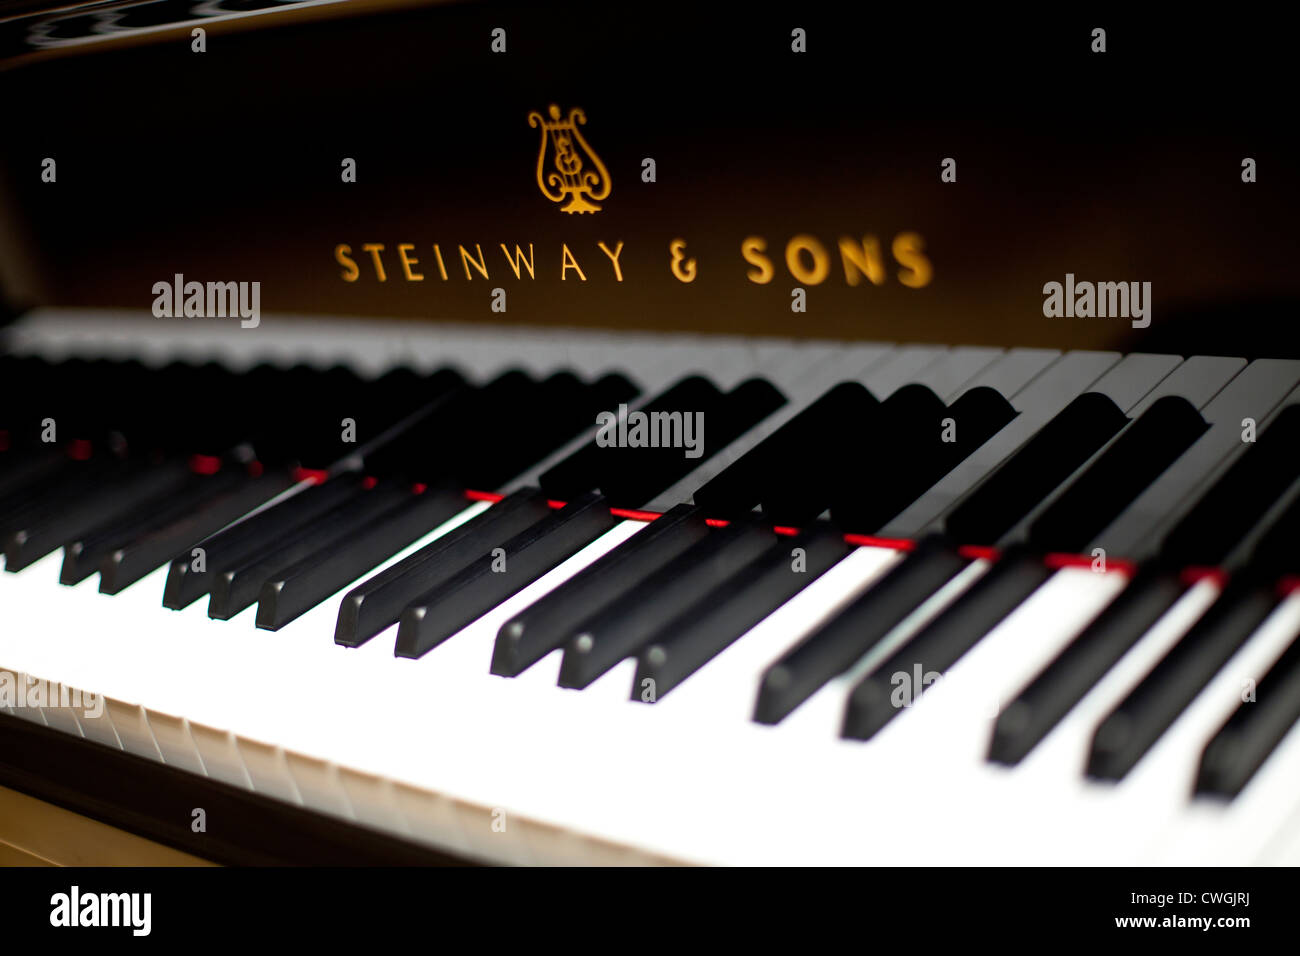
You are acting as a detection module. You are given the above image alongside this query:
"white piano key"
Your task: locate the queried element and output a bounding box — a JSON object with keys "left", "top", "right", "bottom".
{"left": 104, "top": 697, "right": 164, "bottom": 762}
{"left": 650, "top": 544, "right": 906, "bottom": 725}
{"left": 239, "top": 736, "right": 304, "bottom": 805}
{"left": 148, "top": 710, "right": 208, "bottom": 775}
{"left": 776, "top": 557, "right": 994, "bottom": 741}
{"left": 188, "top": 721, "right": 254, "bottom": 790}
{"left": 903, "top": 567, "right": 1130, "bottom": 764}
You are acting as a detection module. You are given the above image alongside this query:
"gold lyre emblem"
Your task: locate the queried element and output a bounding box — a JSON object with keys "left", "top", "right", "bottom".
{"left": 528, "top": 104, "right": 612, "bottom": 214}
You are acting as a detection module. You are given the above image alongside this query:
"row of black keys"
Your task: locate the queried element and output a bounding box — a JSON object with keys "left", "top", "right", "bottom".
{"left": 0, "top": 352, "right": 1026, "bottom": 622}
{"left": 0, "top": 353, "right": 1031, "bottom": 528}
{"left": 4, "top": 356, "right": 1300, "bottom": 800}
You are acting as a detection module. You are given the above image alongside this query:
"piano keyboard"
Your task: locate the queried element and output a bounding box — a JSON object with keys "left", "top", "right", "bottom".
{"left": 5, "top": 308, "right": 1300, "bottom": 866}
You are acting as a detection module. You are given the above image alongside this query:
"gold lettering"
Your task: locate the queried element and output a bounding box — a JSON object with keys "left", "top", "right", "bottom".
{"left": 361, "top": 243, "right": 387, "bottom": 282}
{"left": 398, "top": 244, "right": 424, "bottom": 281}
{"left": 893, "top": 232, "right": 933, "bottom": 289}
{"left": 499, "top": 243, "right": 536, "bottom": 280}
{"left": 670, "top": 239, "right": 696, "bottom": 283}
{"left": 335, "top": 244, "right": 360, "bottom": 282}
{"left": 741, "top": 236, "right": 773, "bottom": 284}
{"left": 561, "top": 243, "right": 587, "bottom": 281}
{"left": 838, "top": 235, "right": 885, "bottom": 287}
{"left": 432, "top": 244, "right": 448, "bottom": 280}
{"left": 459, "top": 244, "right": 489, "bottom": 281}
{"left": 785, "top": 235, "right": 830, "bottom": 285}
{"left": 597, "top": 241, "right": 625, "bottom": 282}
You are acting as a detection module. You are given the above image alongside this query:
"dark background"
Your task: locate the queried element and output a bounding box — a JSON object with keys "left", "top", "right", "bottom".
{"left": 1, "top": 0, "right": 1296, "bottom": 356}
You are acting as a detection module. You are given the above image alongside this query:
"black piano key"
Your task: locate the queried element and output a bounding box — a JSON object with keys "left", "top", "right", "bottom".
{"left": 459, "top": 372, "right": 636, "bottom": 492}
{"left": 599, "top": 378, "right": 785, "bottom": 508}
{"left": 394, "top": 492, "right": 618, "bottom": 659}
{"left": 490, "top": 504, "right": 710, "bottom": 677}
{"left": 61, "top": 468, "right": 247, "bottom": 586}
{"left": 692, "top": 382, "right": 878, "bottom": 520}
{"left": 1029, "top": 395, "right": 1208, "bottom": 553}
{"left": 1086, "top": 574, "right": 1280, "bottom": 781}
{"left": 1160, "top": 404, "right": 1300, "bottom": 566}
{"left": 1092, "top": 360, "right": 1300, "bottom": 563}
{"left": 162, "top": 474, "right": 367, "bottom": 610}
{"left": 634, "top": 525, "right": 853, "bottom": 701}
{"left": 363, "top": 370, "right": 533, "bottom": 484}
{"left": 876, "top": 351, "right": 1120, "bottom": 541}
{"left": 255, "top": 485, "right": 469, "bottom": 630}
{"left": 4, "top": 459, "right": 194, "bottom": 572}
{"left": 947, "top": 393, "right": 1126, "bottom": 547}
{"left": 841, "top": 547, "right": 1053, "bottom": 741}
{"left": 453, "top": 372, "right": 577, "bottom": 490}
{"left": 1196, "top": 630, "right": 1300, "bottom": 798}
{"left": 539, "top": 376, "right": 726, "bottom": 502}
{"left": 208, "top": 480, "right": 413, "bottom": 619}
{"left": 754, "top": 535, "right": 969, "bottom": 724}
{"left": 987, "top": 564, "right": 1188, "bottom": 766}
{"left": 556, "top": 517, "right": 780, "bottom": 689}
{"left": 833, "top": 385, "right": 1018, "bottom": 532}
{"left": 333, "top": 488, "right": 554, "bottom": 647}
{"left": 98, "top": 471, "right": 295, "bottom": 594}
{"left": 767, "top": 383, "right": 943, "bottom": 528}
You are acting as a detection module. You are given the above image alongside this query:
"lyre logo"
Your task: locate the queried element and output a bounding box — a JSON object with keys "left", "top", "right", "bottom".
{"left": 528, "top": 104, "right": 611, "bottom": 214}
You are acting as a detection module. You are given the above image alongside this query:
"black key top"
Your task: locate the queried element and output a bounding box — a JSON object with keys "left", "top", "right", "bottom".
{"left": 841, "top": 547, "right": 1052, "bottom": 741}
{"left": 1094, "top": 359, "right": 1300, "bottom": 562}
{"left": 1196, "top": 628, "right": 1300, "bottom": 798}
{"left": 256, "top": 485, "right": 469, "bottom": 630}
{"left": 692, "top": 383, "right": 877, "bottom": 520}
{"left": 945, "top": 392, "right": 1129, "bottom": 546}
{"left": 394, "top": 492, "right": 618, "bottom": 659}
{"left": 539, "top": 376, "right": 726, "bottom": 503}
{"left": 459, "top": 373, "right": 637, "bottom": 491}
{"left": 209, "top": 480, "right": 414, "bottom": 619}
{"left": 98, "top": 471, "right": 295, "bottom": 594}
{"left": 4, "top": 459, "right": 194, "bottom": 572}
{"left": 1160, "top": 404, "right": 1300, "bottom": 566}
{"left": 452, "top": 372, "right": 569, "bottom": 490}
{"left": 163, "top": 474, "right": 368, "bottom": 610}
{"left": 1029, "top": 395, "right": 1208, "bottom": 553}
{"left": 1086, "top": 573, "right": 1279, "bottom": 781}
{"left": 557, "top": 516, "right": 780, "bottom": 688}
{"left": 361, "top": 370, "right": 533, "bottom": 484}
{"left": 490, "top": 504, "right": 710, "bottom": 677}
{"left": 333, "top": 488, "right": 554, "bottom": 647}
{"left": 599, "top": 379, "right": 785, "bottom": 508}
{"left": 754, "top": 535, "right": 968, "bottom": 724}
{"left": 766, "top": 383, "right": 942, "bottom": 528}
{"left": 834, "top": 386, "right": 1017, "bottom": 532}
{"left": 635, "top": 525, "right": 852, "bottom": 701}
{"left": 987, "top": 563, "right": 1188, "bottom": 765}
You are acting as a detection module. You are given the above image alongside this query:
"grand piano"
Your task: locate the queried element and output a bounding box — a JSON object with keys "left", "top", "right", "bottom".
{"left": 2, "top": 0, "right": 1299, "bottom": 866}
